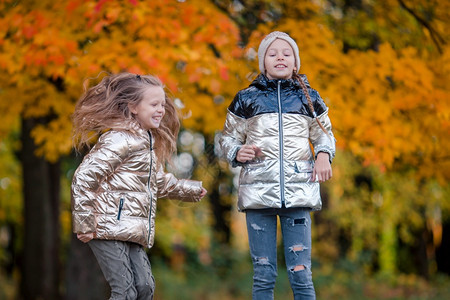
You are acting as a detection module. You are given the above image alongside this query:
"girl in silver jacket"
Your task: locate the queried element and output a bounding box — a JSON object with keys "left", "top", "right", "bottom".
{"left": 71, "top": 72, "right": 206, "bottom": 299}
{"left": 220, "top": 32, "right": 335, "bottom": 299}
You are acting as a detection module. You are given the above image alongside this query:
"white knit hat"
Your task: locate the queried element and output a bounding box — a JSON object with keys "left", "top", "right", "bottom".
{"left": 257, "top": 31, "right": 301, "bottom": 74}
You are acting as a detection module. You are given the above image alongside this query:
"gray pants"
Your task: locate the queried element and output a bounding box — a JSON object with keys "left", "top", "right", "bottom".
{"left": 89, "top": 239, "right": 155, "bottom": 300}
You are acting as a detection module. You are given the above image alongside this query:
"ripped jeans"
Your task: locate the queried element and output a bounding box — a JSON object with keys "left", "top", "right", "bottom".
{"left": 245, "top": 207, "right": 315, "bottom": 300}
{"left": 89, "top": 240, "right": 155, "bottom": 300}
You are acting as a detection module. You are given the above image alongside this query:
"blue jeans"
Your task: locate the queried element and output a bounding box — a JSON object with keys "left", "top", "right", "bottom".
{"left": 246, "top": 207, "right": 316, "bottom": 300}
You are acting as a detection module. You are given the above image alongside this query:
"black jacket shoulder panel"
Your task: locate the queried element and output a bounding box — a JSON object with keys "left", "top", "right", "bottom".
{"left": 309, "top": 89, "right": 328, "bottom": 116}
{"left": 228, "top": 73, "right": 328, "bottom": 119}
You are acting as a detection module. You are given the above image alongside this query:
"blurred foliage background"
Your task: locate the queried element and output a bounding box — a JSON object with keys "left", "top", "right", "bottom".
{"left": 0, "top": 0, "right": 449, "bottom": 299}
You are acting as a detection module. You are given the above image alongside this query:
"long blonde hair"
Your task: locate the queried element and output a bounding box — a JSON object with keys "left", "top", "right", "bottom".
{"left": 72, "top": 72, "right": 180, "bottom": 165}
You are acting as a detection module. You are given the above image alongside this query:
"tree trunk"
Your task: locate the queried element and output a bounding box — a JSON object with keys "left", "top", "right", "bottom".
{"left": 205, "top": 136, "right": 232, "bottom": 245}
{"left": 20, "top": 117, "right": 60, "bottom": 299}
{"left": 436, "top": 221, "right": 450, "bottom": 275}
{"left": 65, "top": 234, "right": 109, "bottom": 300}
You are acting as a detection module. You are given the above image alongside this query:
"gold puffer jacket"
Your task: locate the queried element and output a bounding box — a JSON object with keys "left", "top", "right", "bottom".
{"left": 71, "top": 126, "right": 203, "bottom": 248}
{"left": 220, "top": 74, "right": 335, "bottom": 211}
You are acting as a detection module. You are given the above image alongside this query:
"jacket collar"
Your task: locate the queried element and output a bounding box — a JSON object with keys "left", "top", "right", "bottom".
{"left": 110, "top": 119, "right": 148, "bottom": 137}
{"left": 250, "top": 73, "right": 311, "bottom": 89}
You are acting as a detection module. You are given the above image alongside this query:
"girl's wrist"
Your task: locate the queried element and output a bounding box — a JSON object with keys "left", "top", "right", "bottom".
{"left": 316, "top": 152, "right": 330, "bottom": 160}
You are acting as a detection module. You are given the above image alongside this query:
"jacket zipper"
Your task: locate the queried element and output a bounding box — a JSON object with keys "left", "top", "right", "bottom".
{"left": 117, "top": 197, "right": 124, "bottom": 220}
{"left": 277, "top": 80, "right": 285, "bottom": 207}
{"left": 147, "top": 131, "right": 153, "bottom": 245}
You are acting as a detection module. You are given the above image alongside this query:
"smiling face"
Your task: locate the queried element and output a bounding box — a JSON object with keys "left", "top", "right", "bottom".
{"left": 264, "top": 38, "right": 296, "bottom": 80}
{"left": 129, "top": 86, "right": 166, "bottom": 130}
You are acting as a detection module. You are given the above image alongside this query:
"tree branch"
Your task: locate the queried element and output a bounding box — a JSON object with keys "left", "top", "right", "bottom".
{"left": 398, "top": 0, "right": 445, "bottom": 54}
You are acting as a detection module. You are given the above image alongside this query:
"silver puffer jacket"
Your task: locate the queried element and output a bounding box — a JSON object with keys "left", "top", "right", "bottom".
{"left": 72, "top": 125, "right": 203, "bottom": 248}
{"left": 220, "top": 74, "right": 335, "bottom": 211}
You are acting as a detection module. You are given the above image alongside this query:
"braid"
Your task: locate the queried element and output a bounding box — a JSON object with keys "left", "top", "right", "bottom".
{"left": 292, "top": 72, "right": 331, "bottom": 139}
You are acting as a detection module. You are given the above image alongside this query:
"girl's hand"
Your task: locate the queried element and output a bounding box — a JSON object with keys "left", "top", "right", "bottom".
{"left": 199, "top": 188, "right": 207, "bottom": 199}
{"left": 312, "top": 152, "right": 332, "bottom": 183}
{"left": 236, "top": 145, "right": 262, "bottom": 163}
{"left": 77, "top": 232, "right": 94, "bottom": 243}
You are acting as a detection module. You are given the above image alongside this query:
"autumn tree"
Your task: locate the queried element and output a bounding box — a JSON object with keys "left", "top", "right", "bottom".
{"left": 0, "top": 0, "right": 245, "bottom": 298}
{"left": 316, "top": 0, "right": 450, "bottom": 278}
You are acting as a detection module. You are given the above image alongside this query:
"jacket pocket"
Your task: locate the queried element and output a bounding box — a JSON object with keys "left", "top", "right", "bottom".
{"left": 292, "top": 161, "right": 314, "bottom": 182}
{"left": 117, "top": 197, "right": 124, "bottom": 220}
{"left": 243, "top": 160, "right": 266, "bottom": 172}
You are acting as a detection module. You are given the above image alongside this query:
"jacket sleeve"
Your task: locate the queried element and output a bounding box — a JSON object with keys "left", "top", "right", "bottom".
{"left": 156, "top": 167, "right": 203, "bottom": 202}
{"left": 71, "top": 131, "right": 129, "bottom": 234}
{"left": 309, "top": 96, "right": 336, "bottom": 163}
{"left": 219, "top": 110, "right": 247, "bottom": 167}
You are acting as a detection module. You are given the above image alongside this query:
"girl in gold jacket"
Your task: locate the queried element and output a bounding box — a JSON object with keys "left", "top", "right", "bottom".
{"left": 71, "top": 72, "right": 206, "bottom": 299}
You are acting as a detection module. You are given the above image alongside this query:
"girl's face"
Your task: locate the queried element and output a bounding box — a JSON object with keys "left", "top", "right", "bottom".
{"left": 130, "top": 86, "right": 166, "bottom": 130}
{"left": 264, "top": 39, "right": 296, "bottom": 80}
